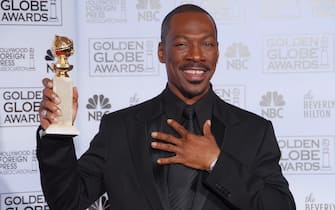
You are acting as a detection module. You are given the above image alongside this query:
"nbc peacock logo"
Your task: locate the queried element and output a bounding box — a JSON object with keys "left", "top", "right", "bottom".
{"left": 45, "top": 48, "right": 55, "bottom": 73}
{"left": 224, "top": 42, "right": 250, "bottom": 70}
{"left": 136, "top": 0, "right": 161, "bottom": 22}
{"left": 87, "top": 94, "right": 111, "bottom": 121}
{"left": 259, "top": 91, "right": 286, "bottom": 119}
{"left": 87, "top": 194, "right": 110, "bottom": 210}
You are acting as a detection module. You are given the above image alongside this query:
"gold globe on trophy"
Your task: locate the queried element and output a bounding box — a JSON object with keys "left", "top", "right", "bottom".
{"left": 52, "top": 35, "right": 74, "bottom": 76}
{"left": 45, "top": 35, "right": 79, "bottom": 136}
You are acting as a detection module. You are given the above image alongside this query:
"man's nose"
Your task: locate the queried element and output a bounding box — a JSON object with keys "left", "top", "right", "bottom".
{"left": 188, "top": 44, "right": 204, "bottom": 61}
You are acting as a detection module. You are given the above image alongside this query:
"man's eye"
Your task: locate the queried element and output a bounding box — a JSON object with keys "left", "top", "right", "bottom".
{"left": 175, "top": 43, "right": 187, "bottom": 47}
{"left": 203, "top": 42, "right": 215, "bottom": 47}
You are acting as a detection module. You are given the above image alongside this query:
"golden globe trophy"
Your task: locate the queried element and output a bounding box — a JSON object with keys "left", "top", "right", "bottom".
{"left": 45, "top": 35, "right": 79, "bottom": 136}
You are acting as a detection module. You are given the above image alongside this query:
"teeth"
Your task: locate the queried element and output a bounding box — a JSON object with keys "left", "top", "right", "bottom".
{"left": 185, "top": 70, "right": 204, "bottom": 74}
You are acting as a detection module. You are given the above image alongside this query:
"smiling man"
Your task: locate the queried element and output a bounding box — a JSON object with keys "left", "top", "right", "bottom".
{"left": 37, "top": 4, "right": 296, "bottom": 210}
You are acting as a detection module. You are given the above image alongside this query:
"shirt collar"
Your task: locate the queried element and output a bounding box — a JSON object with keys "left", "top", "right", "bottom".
{"left": 162, "top": 85, "right": 215, "bottom": 130}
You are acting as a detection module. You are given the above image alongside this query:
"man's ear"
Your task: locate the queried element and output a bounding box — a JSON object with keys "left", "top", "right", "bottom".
{"left": 158, "top": 42, "right": 166, "bottom": 63}
{"left": 216, "top": 42, "right": 220, "bottom": 63}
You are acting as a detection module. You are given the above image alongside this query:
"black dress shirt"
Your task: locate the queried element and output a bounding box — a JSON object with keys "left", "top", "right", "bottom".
{"left": 151, "top": 86, "right": 216, "bottom": 209}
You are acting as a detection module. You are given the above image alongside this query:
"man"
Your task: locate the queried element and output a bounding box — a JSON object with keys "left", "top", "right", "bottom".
{"left": 37, "top": 4, "right": 296, "bottom": 210}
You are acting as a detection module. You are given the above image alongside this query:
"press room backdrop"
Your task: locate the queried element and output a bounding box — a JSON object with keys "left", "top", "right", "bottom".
{"left": 0, "top": 0, "right": 334, "bottom": 209}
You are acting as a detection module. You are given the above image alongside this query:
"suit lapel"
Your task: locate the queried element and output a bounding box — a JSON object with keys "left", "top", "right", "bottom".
{"left": 212, "top": 96, "right": 251, "bottom": 169}
{"left": 212, "top": 96, "right": 239, "bottom": 148}
{"left": 198, "top": 96, "right": 245, "bottom": 210}
{"left": 128, "top": 95, "right": 166, "bottom": 210}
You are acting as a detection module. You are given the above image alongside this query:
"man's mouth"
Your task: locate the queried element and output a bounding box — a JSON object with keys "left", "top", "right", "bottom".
{"left": 182, "top": 69, "right": 207, "bottom": 82}
{"left": 184, "top": 69, "right": 206, "bottom": 74}
{"left": 180, "top": 62, "right": 210, "bottom": 72}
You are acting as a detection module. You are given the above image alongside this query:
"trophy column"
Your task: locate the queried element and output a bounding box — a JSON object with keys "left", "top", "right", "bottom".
{"left": 45, "top": 35, "right": 79, "bottom": 136}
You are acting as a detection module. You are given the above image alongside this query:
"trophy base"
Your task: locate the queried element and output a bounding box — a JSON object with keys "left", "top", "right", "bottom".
{"left": 45, "top": 124, "right": 79, "bottom": 136}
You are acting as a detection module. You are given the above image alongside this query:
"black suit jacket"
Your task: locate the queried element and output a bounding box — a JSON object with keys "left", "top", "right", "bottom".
{"left": 37, "top": 90, "right": 296, "bottom": 210}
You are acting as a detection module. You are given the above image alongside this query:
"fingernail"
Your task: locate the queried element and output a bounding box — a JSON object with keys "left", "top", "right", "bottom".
{"left": 151, "top": 132, "right": 157, "bottom": 137}
{"left": 157, "top": 159, "right": 161, "bottom": 164}
{"left": 56, "top": 109, "right": 62, "bottom": 116}
{"left": 52, "top": 117, "right": 58, "bottom": 123}
{"left": 151, "top": 142, "right": 157, "bottom": 147}
{"left": 167, "top": 119, "right": 172, "bottom": 123}
{"left": 207, "top": 120, "right": 211, "bottom": 126}
{"left": 54, "top": 96, "right": 61, "bottom": 104}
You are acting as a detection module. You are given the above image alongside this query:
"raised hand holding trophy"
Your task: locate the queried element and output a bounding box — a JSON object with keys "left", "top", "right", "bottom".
{"left": 45, "top": 35, "right": 79, "bottom": 136}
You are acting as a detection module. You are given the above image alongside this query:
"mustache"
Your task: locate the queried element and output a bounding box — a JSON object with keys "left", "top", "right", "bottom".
{"left": 180, "top": 62, "right": 210, "bottom": 72}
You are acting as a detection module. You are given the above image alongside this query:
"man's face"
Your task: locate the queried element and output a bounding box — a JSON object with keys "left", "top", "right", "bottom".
{"left": 158, "top": 11, "right": 219, "bottom": 103}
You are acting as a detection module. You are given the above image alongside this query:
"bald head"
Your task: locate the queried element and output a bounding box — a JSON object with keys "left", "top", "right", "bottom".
{"left": 160, "top": 4, "right": 217, "bottom": 42}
